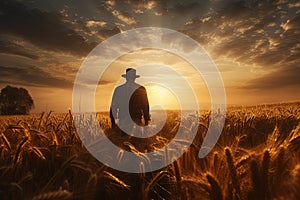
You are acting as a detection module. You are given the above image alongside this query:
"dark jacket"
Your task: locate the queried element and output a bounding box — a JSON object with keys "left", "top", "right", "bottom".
{"left": 110, "top": 82, "right": 150, "bottom": 125}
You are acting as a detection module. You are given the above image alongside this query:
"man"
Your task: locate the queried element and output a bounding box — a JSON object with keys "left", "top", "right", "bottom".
{"left": 110, "top": 68, "right": 150, "bottom": 133}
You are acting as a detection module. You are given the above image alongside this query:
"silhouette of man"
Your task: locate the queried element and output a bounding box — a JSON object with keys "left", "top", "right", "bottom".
{"left": 110, "top": 68, "right": 150, "bottom": 133}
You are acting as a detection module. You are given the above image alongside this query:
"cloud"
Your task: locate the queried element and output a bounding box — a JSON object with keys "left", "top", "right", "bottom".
{"left": 101, "top": 0, "right": 211, "bottom": 29}
{"left": 288, "top": 2, "right": 300, "bottom": 8}
{"left": 97, "top": 27, "right": 121, "bottom": 39}
{"left": 102, "top": 1, "right": 137, "bottom": 25}
{"left": 0, "top": 65, "right": 73, "bottom": 88}
{"left": 161, "top": 31, "right": 199, "bottom": 52}
{"left": 86, "top": 20, "right": 107, "bottom": 28}
{"left": 281, "top": 14, "right": 300, "bottom": 31}
{"left": 0, "top": 0, "right": 97, "bottom": 57}
{"left": 111, "top": 9, "right": 136, "bottom": 25}
{"left": 0, "top": 40, "right": 39, "bottom": 60}
{"left": 98, "top": 0, "right": 299, "bottom": 91}
{"left": 180, "top": 0, "right": 300, "bottom": 90}
{"left": 0, "top": 0, "right": 299, "bottom": 92}
{"left": 241, "top": 65, "right": 300, "bottom": 89}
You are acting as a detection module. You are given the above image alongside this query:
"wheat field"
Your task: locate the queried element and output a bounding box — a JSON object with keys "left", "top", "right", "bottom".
{"left": 0, "top": 102, "right": 299, "bottom": 200}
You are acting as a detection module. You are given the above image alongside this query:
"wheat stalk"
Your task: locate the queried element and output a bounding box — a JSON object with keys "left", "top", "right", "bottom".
{"left": 206, "top": 173, "right": 223, "bottom": 200}
{"left": 272, "top": 146, "right": 285, "bottom": 196}
{"left": 144, "top": 170, "right": 168, "bottom": 200}
{"left": 261, "top": 150, "right": 270, "bottom": 199}
{"left": 249, "top": 159, "right": 261, "bottom": 199}
{"left": 172, "top": 160, "right": 183, "bottom": 199}
{"left": 32, "top": 189, "right": 72, "bottom": 200}
{"left": 225, "top": 147, "right": 241, "bottom": 199}
{"left": 13, "top": 136, "right": 28, "bottom": 166}
{"left": 104, "top": 171, "right": 130, "bottom": 189}
{"left": 0, "top": 133, "right": 11, "bottom": 151}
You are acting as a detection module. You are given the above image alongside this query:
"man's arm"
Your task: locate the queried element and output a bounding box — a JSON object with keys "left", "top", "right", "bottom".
{"left": 109, "top": 108, "right": 115, "bottom": 127}
{"left": 140, "top": 87, "right": 150, "bottom": 125}
{"left": 110, "top": 88, "right": 119, "bottom": 127}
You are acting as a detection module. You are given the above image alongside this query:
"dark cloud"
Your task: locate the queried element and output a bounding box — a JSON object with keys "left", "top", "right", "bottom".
{"left": 241, "top": 65, "right": 300, "bottom": 90}
{"left": 98, "top": 27, "right": 121, "bottom": 39}
{"left": 0, "top": 0, "right": 97, "bottom": 57}
{"left": 219, "top": 0, "right": 253, "bottom": 20}
{"left": 159, "top": 0, "right": 210, "bottom": 16}
{"left": 0, "top": 40, "right": 39, "bottom": 60}
{"left": 103, "top": 0, "right": 211, "bottom": 29}
{"left": 0, "top": 65, "right": 73, "bottom": 88}
{"left": 283, "top": 14, "right": 300, "bottom": 30}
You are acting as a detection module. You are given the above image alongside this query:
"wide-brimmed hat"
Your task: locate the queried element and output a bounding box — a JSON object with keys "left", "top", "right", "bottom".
{"left": 122, "top": 68, "right": 140, "bottom": 78}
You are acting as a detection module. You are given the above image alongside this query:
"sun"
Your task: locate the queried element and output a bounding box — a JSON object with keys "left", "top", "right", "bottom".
{"left": 145, "top": 84, "right": 180, "bottom": 110}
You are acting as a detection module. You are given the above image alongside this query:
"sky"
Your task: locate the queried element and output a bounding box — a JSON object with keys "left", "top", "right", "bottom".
{"left": 0, "top": 0, "right": 299, "bottom": 113}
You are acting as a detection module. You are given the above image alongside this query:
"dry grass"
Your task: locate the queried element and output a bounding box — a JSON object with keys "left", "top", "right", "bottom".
{"left": 0, "top": 102, "right": 299, "bottom": 199}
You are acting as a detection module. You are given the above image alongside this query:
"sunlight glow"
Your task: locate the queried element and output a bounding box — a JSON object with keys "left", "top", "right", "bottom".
{"left": 145, "top": 84, "right": 180, "bottom": 110}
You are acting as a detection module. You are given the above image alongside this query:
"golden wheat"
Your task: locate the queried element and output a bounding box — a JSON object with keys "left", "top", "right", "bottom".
{"left": 0, "top": 102, "right": 299, "bottom": 199}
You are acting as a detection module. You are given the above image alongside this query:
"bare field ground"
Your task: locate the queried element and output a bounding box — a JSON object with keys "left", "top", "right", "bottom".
{"left": 0, "top": 102, "right": 299, "bottom": 200}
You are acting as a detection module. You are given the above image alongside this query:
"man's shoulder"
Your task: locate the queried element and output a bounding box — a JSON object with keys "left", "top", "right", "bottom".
{"left": 115, "top": 84, "right": 126, "bottom": 90}
{"left": 112, "top": 85, "right": 124, "bottom": 94}
{"left": 134, "top": 83, "right": 144, "bottom": 89}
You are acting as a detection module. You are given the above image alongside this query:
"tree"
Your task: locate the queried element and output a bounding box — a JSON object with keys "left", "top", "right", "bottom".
{"left": 0, "top": 85, "right": 34, "bottom": 115}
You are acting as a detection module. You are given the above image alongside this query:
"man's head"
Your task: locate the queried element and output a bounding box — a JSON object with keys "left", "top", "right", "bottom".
{"left": 122, "top": 68, "right": 140, "bottom": 82}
